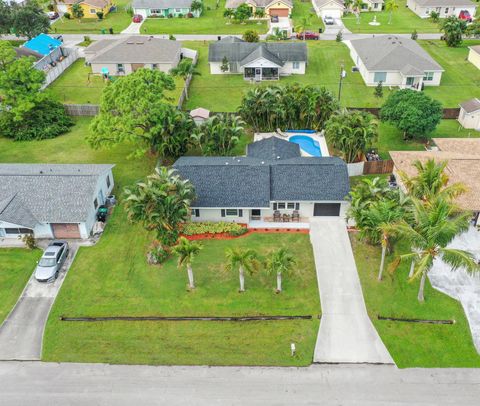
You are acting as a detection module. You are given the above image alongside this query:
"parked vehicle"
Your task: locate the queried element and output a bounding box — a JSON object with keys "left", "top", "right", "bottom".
{"left": 324, "top": 16, "right": 335, "bottom": 25}
{"left": 458, "top": 10, "right": 472, "bottom": 22}
{"left": 34, "top": 241, "right": 69, "bottom": 283}
{"left": 271, "top": 15, "right": 279, "bottom": 23}
{"left": 47, "top": 11, "right": 59, "bottom": 20}
{"left": 296, "top": 31, "right": 319, "bottom": 40}
{"left": 132, "top": 14, "right": 143, "bottom": 23}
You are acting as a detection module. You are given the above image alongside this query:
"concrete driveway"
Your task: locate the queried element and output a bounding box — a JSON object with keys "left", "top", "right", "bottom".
{"left": 310, "top": 218, "right": 394, "bottom": 364}
{"left": 0, "top": 245, "right": 77, "bottom": 360}
{"left": 121, "top": 21, "right": 144, "bottom": 34}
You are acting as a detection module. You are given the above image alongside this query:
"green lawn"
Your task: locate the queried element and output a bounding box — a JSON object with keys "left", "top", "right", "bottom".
{"left": 142, "top": 0, "right": 268, "bottom": 35}
{"left": 43, "top": 217, "right": 320, "bottom": 366}
{"left": 184, "top": 40, "right": 392, "bottom": 111}
{"left": 350, "top": 233, "right": 480, "bottom": 368}
{"left": 50, "top": 0, "right": 131, "bottom": 34}
{"left": 0, "top": 249, "right": 41, "bottom": 324}
{"left": 291, "top": 0, "right": 325, "bottom": 33}
{"left": 342, "top": 1, "right": 440, "bottom": 33}
{"left": 48, "top": 59, "right": 185, "bottom": 105}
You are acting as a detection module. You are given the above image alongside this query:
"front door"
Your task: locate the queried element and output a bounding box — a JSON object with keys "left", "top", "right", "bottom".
{"left": 406, "top": 77, "right": 415, "bottom": 86}
{"left": 255, "top": 68, "right": 261, "bottom": 81}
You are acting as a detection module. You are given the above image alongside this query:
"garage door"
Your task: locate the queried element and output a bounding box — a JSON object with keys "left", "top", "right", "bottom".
{"left": 313, "top": 203, "right": 341, "bottom": 216}
{"left": 269, "top": 8, "right": 289, "bottom": 17}
{"left": 51, "top": 223, "right": 81, "bottom": 239}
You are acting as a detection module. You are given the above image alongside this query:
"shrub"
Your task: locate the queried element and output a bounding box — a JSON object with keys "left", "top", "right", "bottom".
{"left": 169, "top": 34, "right": 176, "bottom": 40}
{"left": 168, "top": 13, "right": 173, "bottom": 18}
{"left": 126, "top": 6, "right": 133, "bottom": 16}
{"left": 187, "top": 12, "right": 194, "bottom": 18}
{"left": 47, "top": 4, "right": 54, "bottom": 11}
{"left": 63, "top": 12, "right": 71, "bottom": 19}
{"left": 411, "top": 29, "right": 418, "bottom": 40}
{"left": 242, "top": 29, "right": 259, "bottom": 42}
{"left": 21, "top": 234, "right": 37, "bottom": 250}
{"left": 181, "top": 222, "right": 247, "bottom": 237}
{"left": 336, "top": 30, "right": 343, "bottom": 42}
{"left": 96, "top": 11, "right": 104, "bottom": 20}
{"left": 178, "top": 13, "right": 184, "bottom": 18}
{"left": 82, "top": 35, "right": 92, "bottom": 46}
{"left": 147, "top": 242, "right": 171, "bottom": 265}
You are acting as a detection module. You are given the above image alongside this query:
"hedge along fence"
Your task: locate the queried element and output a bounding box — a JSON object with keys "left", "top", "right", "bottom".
{"left": 349, "top": 107, "right": 460, "bottom": 119}
{"left": 60, "top": 315, "right": 315, "bottom": 322}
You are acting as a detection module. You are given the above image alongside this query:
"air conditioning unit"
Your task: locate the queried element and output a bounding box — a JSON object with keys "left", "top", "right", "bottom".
{"left": 351, "top": 66, "right": 359, "bottom": 72}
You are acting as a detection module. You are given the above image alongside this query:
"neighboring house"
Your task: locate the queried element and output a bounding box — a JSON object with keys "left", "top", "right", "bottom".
{"left": 57, "top": 0, "right": 112, "bottom": 18}
{"left": 313, "top": 0, "right": 345, "bottom": 18}
{"left": 225, "top": 0, "right": 293, "bottom": 17}
{"left": 84, "top": 36, "right": 189, "bottom": 76}
{"left": 458, "top": 98, "right": 480, "bottom": 130}
{"left": 406, "top": 0, "right": 476, "bottom": 19}
{"left": 19, "top": 33, "right": 69, "bottom": 72}
{"left": 362, "top": 0, "right": 384, "bottom": 11}
{"left": 391, "top": 138, "right": 480, "bottom": 224}
{"left": 0, "top": 164, "right": 114, "bottom": 240}
{"left": 208, "top": 37, "right": 307, "bottom": 80}
{"left": 348, "top": 35, "right": 444, "bottom": 89}
{"left": 132, "top": 0, "right": 201, "bottom": 18}
{"left": 468, "top": 45, "right": 480, "bottom": 70}
{"left": 173, "top": 137, "right": 350, "bottom": 224}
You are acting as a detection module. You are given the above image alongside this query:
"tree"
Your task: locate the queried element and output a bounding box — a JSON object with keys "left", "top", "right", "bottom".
{"left": 411, "top": 29, "right": 418, "bottom": 40}
{"left": 440, "top": 16, "right": 467, "bottom": 47}
{"left": 429, "top": 10, "right": 439, "bottom": 23}
{"left": 242, "top": 29, "right": 259, "bottom": 42}
{"left": 465, "top": 21, "right": 480, "bottom": 39}
{"left": 353, "top": 0, "right": 364, "bottom": 24}
{"left": 225, "top": 248, "right": 259, "bottom": 292}
{"left": 223, "top": 8, "right": 235, "bottom": 19}
{"left": 264, "top": 248, "right": 296, "bottom": 293}
{"left": 124, "top": 167, "right": 196, "bottom": 246}
{"left": 9, "top": 1, "right": 50, "bottom": 39}
{"left": 380, "top": 89, "right": 442, "bottom": 140}
{"left": 71, "top": 2, "right": 84, "bottom": 21}
{"left": 96, "top": 11, "right": 104, "bottom": 20}
{"left": 385, "top": 0, "right": 398, "bottom": 24}
{"left": 169, "top": 58, "right": 200, "bottom": 99}
{"left": 172, "top": 237, "right": 202, "bottom": 290}
{"left": 234, "top": 3, "right": 252, "bottom": 23}
{"left": 190, "top": 0, "right": 203, "bottom": 16}
{"left": 374, "top": 81, "right": 383, "bottom": 98}
{"left": 295, "top": 16, "right": 310, "bottom": 40}
{"left": 0, "top": 2, "right": 13, "bottom": 35}
{"left": 88, "top": 68, "right": 194, "bottom": 158}
{"left": 325, "top": 110, "right": 378, "bottom": 163}
{"left": 254, "top": 8, "right": 265, "bottom": 19}
{"left": 220, "top": 56, "right": 229, "bottom": 72}
{"left": 336, "top": 30, "right": 343, "bottom": 42}
{"left": 387, "top": 197, "right": 478, "bottom": 302}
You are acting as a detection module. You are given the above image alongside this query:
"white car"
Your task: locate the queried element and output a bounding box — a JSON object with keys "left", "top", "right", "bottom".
{"left": 34, "top": 241, "right": 69, "bottom": 282}
{"left": 324, "top": 16, "right": 335, "bottom": 25}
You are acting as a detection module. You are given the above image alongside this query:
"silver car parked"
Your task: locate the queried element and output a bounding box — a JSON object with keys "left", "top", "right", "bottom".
{"left": 34, "top": 241, "right": 69, "bottom": 282}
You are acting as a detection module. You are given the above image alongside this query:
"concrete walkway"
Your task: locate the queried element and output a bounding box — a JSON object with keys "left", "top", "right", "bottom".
{"left": 121, "top": 21, "right": 144, "bottom": 34}
{"left": 0, "top": 246, "right": 77, "bottom": 360}
{"left": 310, "top": 218, "right": 394, "bottom": 364}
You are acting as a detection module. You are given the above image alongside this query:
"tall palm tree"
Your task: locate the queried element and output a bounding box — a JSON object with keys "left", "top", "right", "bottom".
{"left": 387, "top": 197, "right": 478, "bottom": 302}
{"left": 264, "top": 248, "right": 296, "bottom": 293}
{"left": 169, "top": 59, "right": 200, "bottom": 100}
{"left": 353, "top": 0, "right": 364, "bottom": 24}
{"left": 225, "top": 248, "right": 259, "bottom": 292}
{"left": 172, "top": 237, "right": 202, "bottom": 289}
{"left": 295, "top": 16, "right": 310, "bottom": 41}
{"left": 385, "top": 0, "right": 399, "bottom": 24}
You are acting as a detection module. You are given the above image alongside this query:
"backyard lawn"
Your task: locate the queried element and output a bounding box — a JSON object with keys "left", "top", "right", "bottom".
{"left": 50, "top": 0, "right": 131, "bottom": 34}
{"left": 48, "top": 59, "right": 185, "bottom": 105}
{"left": 142, "top": 0, "right": 268, "bottom": 35}
{"left": 0, "top": 249, "right": 41, "bottom": 325}
{"left": 43, "top": 219, "right": 320, "bottom": 366}
{"left": 351, "top": 233, "right": 480, "bottom": 368}
{"left": 342, "top": 1, "right": 440, "bottom": 33}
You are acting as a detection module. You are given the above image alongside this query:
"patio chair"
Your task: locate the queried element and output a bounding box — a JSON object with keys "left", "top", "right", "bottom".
{"left": 282, "top": 213, "right": 291, "bottom": 222}
{"left": 273, "top": 210, "right": 281, "bottom": 222}
{"left": 292, "top": 211, "right": 300, "bottom": 222}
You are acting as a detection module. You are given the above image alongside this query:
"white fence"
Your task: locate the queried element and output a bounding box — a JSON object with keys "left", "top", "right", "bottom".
{"left": 41, "top": 48, "right": 79, "bottom": 88}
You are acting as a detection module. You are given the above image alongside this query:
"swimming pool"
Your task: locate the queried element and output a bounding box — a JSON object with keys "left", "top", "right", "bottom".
{"left": 288, "top": 135, "right": 322, "bottom": 157}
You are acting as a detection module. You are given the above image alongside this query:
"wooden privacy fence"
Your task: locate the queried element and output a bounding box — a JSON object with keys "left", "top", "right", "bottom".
{"left": 363, "top": 160, "right": 394, "bottom": 175}
{"left": 64, "top": 104, "right": 99, "bottom": 116}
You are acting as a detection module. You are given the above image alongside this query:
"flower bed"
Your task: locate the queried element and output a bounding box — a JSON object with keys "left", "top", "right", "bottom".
{"left": 181, "top": 222, "right": 249, "bottom": 239}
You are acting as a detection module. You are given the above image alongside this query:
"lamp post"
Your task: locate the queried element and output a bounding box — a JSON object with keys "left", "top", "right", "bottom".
{"left": 338, "top": 64, "right": 346, "bottom": 102}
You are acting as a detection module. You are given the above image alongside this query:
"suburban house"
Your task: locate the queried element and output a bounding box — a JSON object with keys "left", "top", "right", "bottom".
{"left": 361, "top": 0, "right": 384, "bottom": 11}
{"left": 132, "top": 0, "right": 202, "bottom": 18}
{"left": 313, "top": 0, "right": 345, "bottom": 18}
{"left": 348, "top": 36, "right": 444, "bottom": 88}
{"left": 84, "top": 36, "right": 190, "bottom": 76}
{"left": 468, "top": 45, "right": 480, "bottom": 70}
{"left": 0, "top": 164, "right": 114, "bottom": 240}
{"left": 57, "top": 0, "right": 113, "bottom": 18}
{"left": 173, "top": 137, "right": 350, "bottom": 224}
{"left": 391, "top": 138, "right": 480, "bottom": 225}
{"left": 458, "top": 98, "right": 480, "bottom": 130}
{"left": 406, "top": 0, "right": 477, "bottom": 19}
{"left": 225, "top": 0, "right": 293, "bottom": 17}
{"left": 208, "top": 37, "right": 307, "bottom": 80}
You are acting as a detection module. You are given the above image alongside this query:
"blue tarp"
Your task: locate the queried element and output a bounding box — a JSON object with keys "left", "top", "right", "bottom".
{"left": 23, "top": 34, "right": 62, "bottom": 56}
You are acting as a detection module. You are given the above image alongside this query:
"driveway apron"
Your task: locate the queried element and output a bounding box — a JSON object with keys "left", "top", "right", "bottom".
{"left": 310, "top": 218, "right": 394, "bottom": 364}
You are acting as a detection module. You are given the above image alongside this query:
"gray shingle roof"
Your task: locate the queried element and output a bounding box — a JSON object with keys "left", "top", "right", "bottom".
{"left": 87, "top": 36, "right": 181, "bottom": 64}
{"left": 173, "top": 140, "right": 349, "bottom": 208}
{"left": 247, "top": 137, "right": 301, "bottom": 161}
{"left": 14, "top": 47, "right": 43, "bottom": 61}
{"left": 460, "top": 98, "right": 480, "bottom": 114}
{"left": 0, "top": 164, "right": 114, "bottom": 227}
{"left": 209, "top": 38, "right": 307, "bottom": 65}
{"left": 132, "top": 0, "right": 193, "bottom": 8}
{"left": 313, "top": 0, "right": 345, "bottom": 9}
{"left": 240, "top": 44, "right": 285, "bottom": 67}
{"left": 350, "top": 36, "right": 443, "bottom": 73}
{"left": 225, "top": 0, "right": 292, "bottom": 8}
{"left": 413, "top": 0, "right": 474, "bottom": 6}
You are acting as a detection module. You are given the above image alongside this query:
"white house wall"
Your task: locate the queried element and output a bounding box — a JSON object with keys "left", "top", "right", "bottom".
{"left": 458, "top": 108, "right": 480, "bottom": 130}
{"left": 209, "top": 61, "right": 306, "bottom": 75}
{"left": 84, "top": 169, "right": 115, "bottom": 237}
{"left": 407, "top": 0, "right": 476, "bottom": 18}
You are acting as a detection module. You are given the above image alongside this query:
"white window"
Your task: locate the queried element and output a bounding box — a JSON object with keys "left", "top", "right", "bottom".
{"left": 225, "top": 209, "right": 239, "bottom": 216}
{"left": 444, "top": 7, "right": 449, "bottom": 13}
{"left": 175, "top": 8, "right": 181, "bottom": 12}
{"left": 117, "top": 63, "right": 124, "bottom": 73}
{"left": 287, "top": 202, "right": 295, "bottom": 210}
{"left": 275, "top": 202, "right": 299, "bottom": 210}
{"left": 292, "top": 61, "right": 300, "bottom": 69}
{"left": 373, "top": 72, "right": 387, "bottom": 83}
{"left": 277, "top": 202, "right": 286, "bottom": 209}
{"left": 423, "top": 72, "right": 434, "bottom": 81}
{"left": 90, "top": 9, "right": 96, "bottom": 14}
{"left": 152, "top": 63, "right": 158, "bottom": 69}
{"left": 150, "top": 8, "right": 162, "bottom": 14}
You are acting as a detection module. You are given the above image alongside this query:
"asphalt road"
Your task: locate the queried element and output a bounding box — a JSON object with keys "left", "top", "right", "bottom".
{"left": 2, "top": 362, "right": 480, "bottom": 405}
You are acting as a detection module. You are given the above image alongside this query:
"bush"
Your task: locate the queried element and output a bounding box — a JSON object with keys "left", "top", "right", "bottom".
{"left": 187, "top": 12, "right": 194, "bottom": 18}
{"left": 96, "top": 11, "right": 104, "bottom": 20}
{"left": 82, "top": 35, "right": 92, "bottom": 46}
{"left": 126, "top": 6, "right": 133, "bottom": 16}
{"left": 63, "top": 12, "right": 71, "bottom": 19}
{"left": 147, "top": 241, "right": 171, "bottom": 265}
{"left": 168, "top": 13, "right": 173, "bottom": 18}
{"left": 0, "top": 99, "right": 74, "bottom": 141}
{"left": 21, "top": 234, "right": 37, "bottom": 250}
{"left": 47, "top": 4, "right": 54, "bottom": 11}
{"left": 181, "top": 222, "right": 248, "bottom": 237}
{"left": 242, "top": 29, "right": 259, "bottom": 42}
{"left": 178, "top": 13, "right": 183, "bottom": 18}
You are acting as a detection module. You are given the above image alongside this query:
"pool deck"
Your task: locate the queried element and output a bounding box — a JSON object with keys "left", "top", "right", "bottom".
{"left": 253, "top": 131, "right": 330, "bottom": 157}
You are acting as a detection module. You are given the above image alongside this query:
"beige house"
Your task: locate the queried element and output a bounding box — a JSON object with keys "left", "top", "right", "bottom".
{"left": 458, "top": 99, "right": 480, "bottom": 131}
{"left": 225, "top": 0, "right": 293, "bottom": 17}
{"left": 468, "top": 45, "right": 480, "bottom": 70}
{"left": 390, "top": 138, "right": 480, "bottom": 224}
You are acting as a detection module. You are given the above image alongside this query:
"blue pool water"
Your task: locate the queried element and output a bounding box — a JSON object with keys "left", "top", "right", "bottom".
{"left": 288, "top": 135, "right": 322, "bottom": 157}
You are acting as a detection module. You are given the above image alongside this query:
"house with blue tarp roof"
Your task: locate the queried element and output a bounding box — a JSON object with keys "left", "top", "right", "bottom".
{"left": 20, "top": 34, "right": 66, "bottom": 72}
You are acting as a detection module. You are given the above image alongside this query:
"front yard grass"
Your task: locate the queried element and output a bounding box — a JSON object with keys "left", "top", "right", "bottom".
{"left": 142, "top": 0, "right": 268, "bottom": 35}
{"left": 42, "top": 218, "right": 320, "bottom": 366}
{"left": 342, "top": 1, "right": 440, "bottom": 33}
{"left": 291, "top": 0, "right": 325, "bottom": 33}
{"left": 350, "top": 233, "right": 480, "bottom": 368}
{"left": 50, "top": 0, "right": 131, "bottom": 34}
{"left": 0, "top": 249, "right": 41, "bottom": 324}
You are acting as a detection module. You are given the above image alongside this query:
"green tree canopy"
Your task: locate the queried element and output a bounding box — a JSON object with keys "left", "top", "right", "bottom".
{"left": 242, "top": 29, "right": 259, "bottom": 42}
{"left": 440, "top": 16, "right": 467, "bottom": 47}
{"left": 380, "top": 89, "right": 442, "bottom": 140}
{"left": 10, "top": 1, "right": 50, "bottom": 39}
{"left": 234, "top": 3, "right": 253, "bottom": 23}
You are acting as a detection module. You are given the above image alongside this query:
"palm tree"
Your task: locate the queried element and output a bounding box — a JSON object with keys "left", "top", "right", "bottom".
{"left": 71, "top": 3, "right": 84, "bottom": 22}
{"left": 225, "top": 248, "right": 259, "bottom": 292}
{"left": 385, "top": 0, "right": 399, "bottom": 24}
{"left": 254, "top": 8, "right": 265, "bottom": 19}
{"left": 353, "top": 0, "right": 364, "bottom": 24}
{"left": 265, "top": 248, "right": 296, "bottom": 293}
{"left": 172, "top": 237, "right": 202, "bottom": 289}
{"left": 387, "top": 197, "right": 478, "bottom": 302}
{"left": 190, "top": 0, "right": 203, "bottom": 17}
{"left": 169, "top": 59, "right": 200, "bottom": 100}
{"left": 295, "top": 16, "right": 310, "bottom": 41}
{"left": 223, "top": 8, "right": 235, "bottom": 20}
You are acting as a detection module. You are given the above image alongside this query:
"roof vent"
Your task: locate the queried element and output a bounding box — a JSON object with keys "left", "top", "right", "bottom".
{"left": 225, "top": 162, "right": 229, "bottom": 165}
{"left": 261, "top": 161, "right": 265, "bottom": 164}
{"left": 277, "top": 156, "right": 281, "bottom": 159}
{"left": 39, "top": 170, "right": 43, "bottom": 174}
